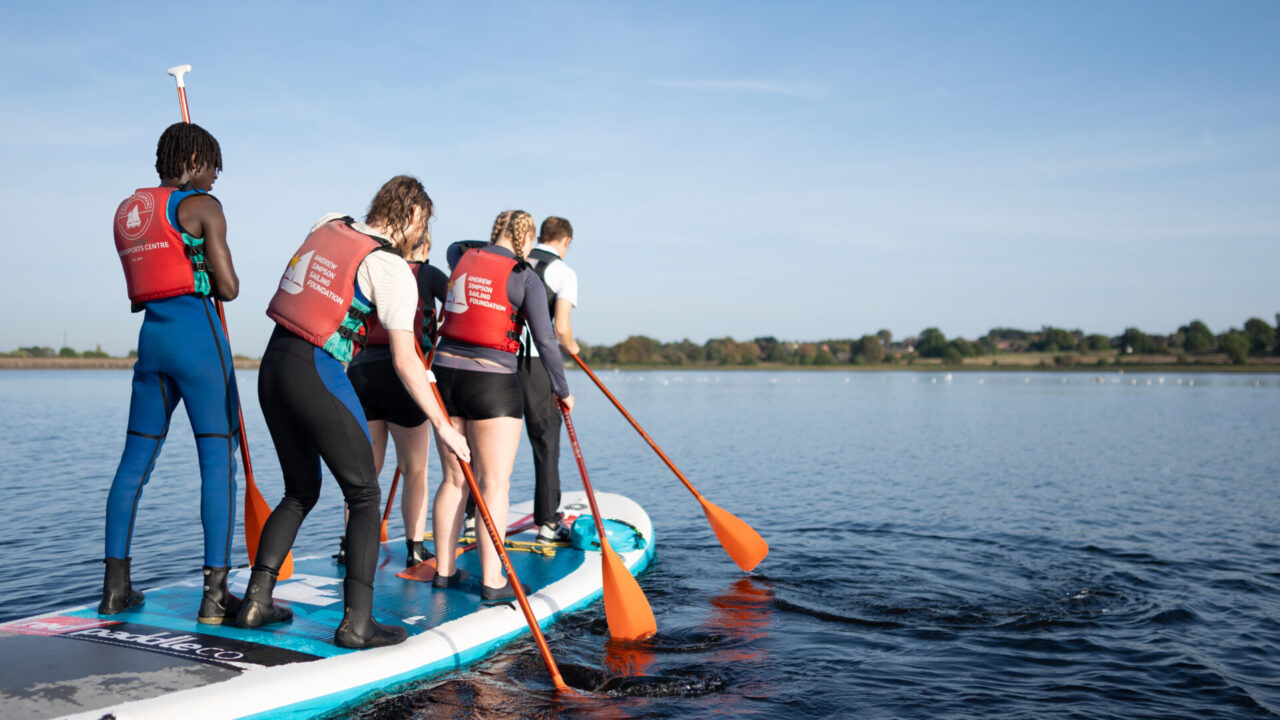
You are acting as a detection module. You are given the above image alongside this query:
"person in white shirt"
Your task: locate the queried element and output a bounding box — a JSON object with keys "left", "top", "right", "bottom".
{"left": 519, "top": 217, "right": 580, "bottom": 542}
{"left": 238, "top": 176, "right": 470, "bottom": 649}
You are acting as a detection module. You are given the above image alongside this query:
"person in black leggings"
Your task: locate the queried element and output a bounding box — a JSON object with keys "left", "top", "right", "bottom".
{"left": 236, "top": 176, "right": 469, "bottom": 649}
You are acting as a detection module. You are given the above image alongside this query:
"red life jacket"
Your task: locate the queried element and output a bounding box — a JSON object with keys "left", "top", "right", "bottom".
{"left": 438, "top": 249, "right": 523, "bottom": 354}
{"left": 266, "top": 217, "right": 394, "bottom": 362}
{"left": 113, "top": 187, "right": 209, "bottom": 307}
{"left": 364, "top": 262, "right": 427, "bottom": 348}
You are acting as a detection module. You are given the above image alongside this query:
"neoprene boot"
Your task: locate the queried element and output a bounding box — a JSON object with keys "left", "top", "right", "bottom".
{"left": 433, "top": 567, "right": 470, "bottom": 589}
{"left": 234, "top": 567, "right": 293, "bottom": 628}
{"left": 405, "top": 539, "right": 433, "bottom": 568}
{"left": 197, "top": 566, "right": 242, "bottom": 625}
{"left": 481, "top": 577, "right": 530, "bottom": 601}
{"left": 334, "top": 578, "right": 408, "bottom": 649}
{"left": 98, "top": 557, "right": 144, "bottom": 614}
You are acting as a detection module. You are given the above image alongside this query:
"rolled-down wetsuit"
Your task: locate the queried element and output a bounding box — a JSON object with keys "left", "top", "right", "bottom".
{"left": 106, "top": 186, "right": 240, "bottom": 568}
{"left": 255, "top": 214, "right": 418, "bottom": 600}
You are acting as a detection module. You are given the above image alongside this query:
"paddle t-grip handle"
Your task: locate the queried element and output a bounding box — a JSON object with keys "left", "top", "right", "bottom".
{"left": 166, "top": 65, "right": 192, "bottom": 122}
{"left": 166, "top": 65, "right": 191, "bottom": 86}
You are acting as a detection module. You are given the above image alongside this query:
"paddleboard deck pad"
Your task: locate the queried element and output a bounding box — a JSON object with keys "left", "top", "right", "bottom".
{"left": 0, "top": 492, "right": 654, "bottom": 720}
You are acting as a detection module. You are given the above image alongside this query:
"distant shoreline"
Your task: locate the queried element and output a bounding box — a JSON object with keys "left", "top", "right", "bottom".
{"left": 0, "top": 358, "right": 260, "bottom": 370}
{"left": 3, "top": 357, "right": 1279, "bottom": 373}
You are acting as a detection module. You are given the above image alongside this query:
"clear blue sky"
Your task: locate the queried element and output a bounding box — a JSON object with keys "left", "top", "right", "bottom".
{"left": 2, "top": 1, "right": 1277, "bottom": 355}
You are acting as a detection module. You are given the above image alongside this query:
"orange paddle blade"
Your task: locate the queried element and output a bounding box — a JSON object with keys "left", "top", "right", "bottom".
{"left": 398, "top": 544, "right": 474, "bottom": 583}
{"left": 245, "top": 481, "right": 293, "bottom": 580}
{"left": 397, "top": 556, "right": 438, "bottom": 582}
{"left": 699, "top": 497, "right": 769, "bottom": 572}
{"left": 600, "top": 540, "right": 657, "bottom": 641}
{"left": 572, "top": 353, "right": 767, "bottom": 574}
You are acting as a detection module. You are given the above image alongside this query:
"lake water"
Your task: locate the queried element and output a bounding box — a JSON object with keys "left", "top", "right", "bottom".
{"left": 2, "top": 369, "right": 1279, "bottom": 719}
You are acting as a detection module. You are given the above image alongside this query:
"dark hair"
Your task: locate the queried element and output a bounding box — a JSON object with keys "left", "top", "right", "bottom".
{"left": 538, "top": 216, "right": 573, "bottom": 244}
{"left": 155, "top": 122, "right": 222, "bottom": 180}
{"left": 365, "top": 175, "right": 434, "bottom": 251}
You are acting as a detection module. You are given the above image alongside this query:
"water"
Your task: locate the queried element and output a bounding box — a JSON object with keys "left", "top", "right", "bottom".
{"left": 2, "top": 369, "right": 1279, "bottom": 719}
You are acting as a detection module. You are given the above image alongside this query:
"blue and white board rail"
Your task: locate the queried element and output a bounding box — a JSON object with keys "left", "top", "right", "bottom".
{"left": 0, "top": 492, "right": 654, "bottom": 720}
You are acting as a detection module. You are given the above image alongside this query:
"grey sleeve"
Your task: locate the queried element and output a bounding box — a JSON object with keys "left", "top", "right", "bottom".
{"left": 519, "top": 270, "right": 570, "bottom": 398}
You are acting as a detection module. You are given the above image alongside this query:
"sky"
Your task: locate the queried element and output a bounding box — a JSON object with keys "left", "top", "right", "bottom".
{"left": 1, "top": 1, "right": 1277, "bottom": 355}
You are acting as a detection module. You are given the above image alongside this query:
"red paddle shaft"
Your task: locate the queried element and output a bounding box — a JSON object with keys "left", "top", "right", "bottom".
{"left": 414, "top": 343, "right": 568, "bottom": 691}
{"left": 166, "top": 64, "right": 291, "bottom": 577}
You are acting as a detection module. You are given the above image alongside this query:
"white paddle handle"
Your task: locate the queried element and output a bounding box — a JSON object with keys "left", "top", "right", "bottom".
{"left": 166, "top": 64, "right": 191, "bottom": 88}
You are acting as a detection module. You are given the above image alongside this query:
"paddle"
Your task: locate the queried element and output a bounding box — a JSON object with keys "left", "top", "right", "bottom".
{"left": 570, "top": 353, "right": 768, "bottom": 572}
{"left": 166, "top": 65, "right": 292, "bottom": 579}
{"left": 397, "top": 515, "right": 537, "bottom": 582}
{"left": 558, "top": 401, "right": 657, "bottom": 641}
{"left": 414, "top": 343, "right": 569, "bottom": 691}
{"left": 377, "top": 307, "right": 439, "bottom": 547}
{"left": 379, "top": 469, "right": 400, "bottom": 543}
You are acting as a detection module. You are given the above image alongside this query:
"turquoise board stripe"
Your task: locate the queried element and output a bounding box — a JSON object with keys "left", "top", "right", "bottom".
{"left": 63, "top": 538, "right": 590, "bottom": 662}
{"left": 242, "top": 539, "right": 656, "bottom": 720}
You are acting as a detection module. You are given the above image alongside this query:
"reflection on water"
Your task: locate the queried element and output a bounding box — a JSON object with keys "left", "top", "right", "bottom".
{"left": 706, "top": 577, "right": 773, "bottom": 664}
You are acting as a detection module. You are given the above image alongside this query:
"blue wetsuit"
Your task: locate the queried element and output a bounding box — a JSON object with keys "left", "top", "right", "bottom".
{"left": 105, "top": 188, "right": 240, "bottom": 568}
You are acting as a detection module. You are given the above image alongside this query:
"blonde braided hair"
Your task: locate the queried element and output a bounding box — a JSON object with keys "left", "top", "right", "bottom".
{"left": 489, "top": 210, "right": 535, "bottom": 261}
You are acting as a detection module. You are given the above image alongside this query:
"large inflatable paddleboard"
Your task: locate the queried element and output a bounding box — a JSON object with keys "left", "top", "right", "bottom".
{"left": 0, "top": 492, "right": 654, "bottom": 720}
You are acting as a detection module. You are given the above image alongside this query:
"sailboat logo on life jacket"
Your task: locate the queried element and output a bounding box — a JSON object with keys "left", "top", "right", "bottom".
{"left": 444, "top": 273, "right": 469, "bottom": 314}
{"left": 279, "top": 250, "right": 315, "bottom": 295}
{"left": 115, "top": 191, "right": 155, "bottom": 245}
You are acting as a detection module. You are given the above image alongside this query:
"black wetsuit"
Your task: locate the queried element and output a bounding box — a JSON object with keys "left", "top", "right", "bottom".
{"left": 256, "top": 326, "right": 382, "bottom": 585}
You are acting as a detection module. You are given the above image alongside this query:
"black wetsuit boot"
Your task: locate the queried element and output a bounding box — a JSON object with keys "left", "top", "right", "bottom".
{"left": 234, "top": 567, "right": 293, "bottom": 628}
{"left": 197, "top": 566, "right": 242, "bottom": 625}
{"left": 405, "top": 539, "right": 432, "bottom": 568}
{"left": 334, "top": 578, "right": 408, "bottom": 649}
{"left": 98, "top": 557, "right": 144, "bottom": 614}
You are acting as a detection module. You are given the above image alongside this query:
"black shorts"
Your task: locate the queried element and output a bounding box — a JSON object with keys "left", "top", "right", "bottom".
{"left": 433, "top": 366, "right": 523, "bottom": 421}
{"left": 347, "top": 356, "right": 428, "bottom": 427}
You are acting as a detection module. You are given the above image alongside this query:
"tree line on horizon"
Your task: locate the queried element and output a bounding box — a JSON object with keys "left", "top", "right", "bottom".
{"left": 577, "top": 314, "right": 1280, "bottom": 367}
{"left": 6, "top": 314, "right": 1278, "bottom": 366}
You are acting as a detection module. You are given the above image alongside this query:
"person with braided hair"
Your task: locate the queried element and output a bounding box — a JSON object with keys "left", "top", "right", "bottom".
{"left": 102, "top": 122, "right": 243, "bottom": 623}
{"left": 430, "top": 210, "right": 574, "bottom": 600}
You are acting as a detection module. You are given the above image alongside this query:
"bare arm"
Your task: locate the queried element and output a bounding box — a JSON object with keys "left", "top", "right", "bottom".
{"left": 178, "top": 195, "right": 238, "bottom": 300}
{"left": 553, "top": 297, "right": 578, "bottom": 355}
{"left": 388, "top": 329, "right": 471, "bottom": 463}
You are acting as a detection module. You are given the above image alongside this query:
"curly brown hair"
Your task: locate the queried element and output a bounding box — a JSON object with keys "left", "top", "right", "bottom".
{"left": 365, "top": 175, "right": 433, "bottom": 251}
{"left": 489, "top": 210, "right": 536, "bottom": 261}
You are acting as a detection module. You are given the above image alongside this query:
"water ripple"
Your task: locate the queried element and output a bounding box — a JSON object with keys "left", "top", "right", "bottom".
{"left": 4, "top": 370, "right": 1280, "bottom": 719}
